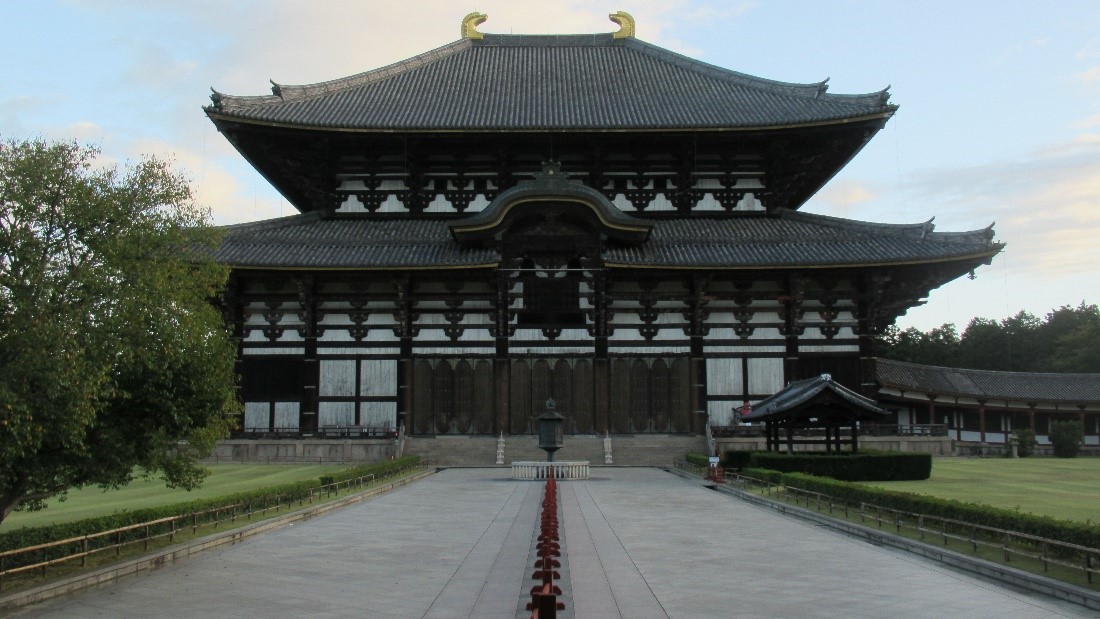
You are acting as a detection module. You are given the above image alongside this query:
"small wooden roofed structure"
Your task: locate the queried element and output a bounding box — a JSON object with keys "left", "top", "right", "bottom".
{"left": 743, "top": 374, "right": 889, "bottom": 452}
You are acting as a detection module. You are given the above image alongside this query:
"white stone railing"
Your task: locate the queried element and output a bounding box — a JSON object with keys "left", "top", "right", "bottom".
{"left": 512, "top": 461, "right": 590, "bottom": 480}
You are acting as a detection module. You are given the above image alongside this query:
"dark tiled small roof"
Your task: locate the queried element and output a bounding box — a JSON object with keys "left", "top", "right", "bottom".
{"left": 874, "top": 358, "right": 1100, "bottom": 404}
{"left": 742, "top": 374, "right": 887, "bottom": 421}
{"left": 215, "top": 210, "right": 1000, "bottom": 270}
{"left": 207, "top": 34, "right": 894, "bottom": 131}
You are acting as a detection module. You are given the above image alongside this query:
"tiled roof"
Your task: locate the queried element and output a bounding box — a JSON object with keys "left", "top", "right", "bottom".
{"left": 214, "top": 214, "right": 496, "bottom": 269}
{"left": 874, "top": 358, "right": 1100, "bottom": 404}
{"left": 742, "top": 374, "right": 887, "bottom": 421}
{"left": 214, "top": 210, "right": 999, "bottom": 270}
{"left": 605, "top": 211, "right": 998, "bottom": 267}
{"left": 207, "top": 34, "right": 894, "bottom": 131}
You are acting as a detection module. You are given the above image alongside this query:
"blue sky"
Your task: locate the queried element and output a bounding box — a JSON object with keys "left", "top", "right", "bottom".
{"left": 2, "top": 1, "right": 1098, "bottom": 330}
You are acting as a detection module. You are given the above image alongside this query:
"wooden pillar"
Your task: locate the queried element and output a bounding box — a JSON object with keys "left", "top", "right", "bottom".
{"left": 851, "top": 423, "right": 859, "bottom": 453}
{"left": 494, "top": 272, "right": 512, "bottom": 433}
{"left": 688, "top": 274, "right": 707, "bottom": 435}
{"left": 786, "top": 424, "right": 794, "bottom": 453}
{"left": 593, "top": 272, "right": 609, "bottom": 434}
{"left": 779, "top": 279, "right": 804, "bottom": 386}
{"left": 495, "top": 360, "right": 510, "bottom": 434}
{"left": 1028, "top": 403, "right": 1037, "bottom": 434}
{"left": 396, "top": 277, "right": 416, "bottom": 434}
{"left": 593, "top": 359, "right": 609, "bottom": 434}
{"left": 296, "top": 275, "right": 319, "bottom": 434}
{"left": 978, "top": 400, "right": 987, "bottom": 443}
{"left": 400, "top": 358, "right": 413, "bottom": 432}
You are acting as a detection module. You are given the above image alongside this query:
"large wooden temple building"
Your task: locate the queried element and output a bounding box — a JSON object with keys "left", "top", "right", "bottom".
{"left": 207, "top": 13, "right": 1003, "bottom": 439}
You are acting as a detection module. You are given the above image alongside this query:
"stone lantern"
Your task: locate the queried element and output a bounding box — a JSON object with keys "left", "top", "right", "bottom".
{"left": 537, "top": 398, "right": 565, "bottom": 462}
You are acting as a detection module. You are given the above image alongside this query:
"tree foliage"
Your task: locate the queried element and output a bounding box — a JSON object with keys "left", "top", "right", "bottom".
{"left": 1048, "top": 420, "right": 1084, "bottom": 458}
{"left": 0, "top": 138, "right": 238, "bottom": 523}
{"left": 875, "top": 302, "right": 1100, "bottom": 373}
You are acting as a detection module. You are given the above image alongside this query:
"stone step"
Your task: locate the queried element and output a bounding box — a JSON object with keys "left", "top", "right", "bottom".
{"left": 403, "top": 434, "right": 707, "bottom": 467}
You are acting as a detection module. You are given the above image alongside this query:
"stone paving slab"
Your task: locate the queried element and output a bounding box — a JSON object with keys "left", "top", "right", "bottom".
{"left": 13, "top": 468, "right": 1096, "bottom": 618}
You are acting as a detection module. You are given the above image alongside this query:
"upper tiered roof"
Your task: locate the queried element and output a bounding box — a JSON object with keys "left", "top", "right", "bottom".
{"left": 207, "top": 26, "right": 894, "bottom": 132}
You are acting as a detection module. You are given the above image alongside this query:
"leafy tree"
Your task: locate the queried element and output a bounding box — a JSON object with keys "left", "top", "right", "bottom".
{"left": 877, "top": 302, "right": 1100, "bottom": 373}
{"left": 1048, "top": 420, "right": 1084, "bottom": 458}
{"left": 957, "top": 317, "right": 1010, "bottom": 370}
{"left": 875, "top": 323, "right": 959, "bottom": 366}
{"left": 0, "top": 138, "right": 238, "bottom": 523}
{"left": 1047, "top": 304, "right": 1100, "bottom": 373}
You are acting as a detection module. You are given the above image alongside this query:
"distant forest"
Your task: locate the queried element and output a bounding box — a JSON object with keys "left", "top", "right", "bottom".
{"left": 873, "top": 302, "right": 1100, "bottom": 374}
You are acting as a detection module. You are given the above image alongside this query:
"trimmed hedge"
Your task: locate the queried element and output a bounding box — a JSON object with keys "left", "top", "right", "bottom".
{"left": 742, "top": 467, "right": 1100, "bottom": 549}
{"left": 723, "top": 451, "right": 754, "bottom": 470}
{"left": 0, "top": 456, "right": 420, "bottom": 563}
{"left": 748, "top": 451, "right": 931, "bottom": 481}
{"left": 685, "top": 452, "right": 711, "bottom": 467}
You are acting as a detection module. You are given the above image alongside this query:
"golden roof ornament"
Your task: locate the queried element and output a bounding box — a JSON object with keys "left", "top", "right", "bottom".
{"left": 462, "top": 12, "right": 487, "bottom": 40}
{"left": 609, "top": 11, "right": 635, "bottom": 39}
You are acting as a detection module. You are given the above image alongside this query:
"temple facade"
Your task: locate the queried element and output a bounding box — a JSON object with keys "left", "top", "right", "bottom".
{"left": 207, "top": 13, "right": 1002, "bottom": 438}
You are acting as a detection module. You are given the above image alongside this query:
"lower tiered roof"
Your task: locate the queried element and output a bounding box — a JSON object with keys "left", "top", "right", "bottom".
{"left": 215, "top": 209, "right": 1000, "bottom": 271}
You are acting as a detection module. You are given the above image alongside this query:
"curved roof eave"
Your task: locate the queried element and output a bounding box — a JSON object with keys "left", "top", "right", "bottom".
{"left": 203, "top": 108, "right": 897, "bottom": 135}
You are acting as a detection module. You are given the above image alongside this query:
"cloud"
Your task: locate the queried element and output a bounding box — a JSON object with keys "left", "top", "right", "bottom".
{"left": 63, "top": 121, "right": 105, "bottom": 142}
{"left": 118, "top": 40, "right": 198, "bottom": 94}
{"left": 126, "top": 138, "right": 286, "bottom": 225}
{"left": 0, "top": 95, "right": 59, "bottom": 133}
{"left": 1077, "top": 66, "right": 1100, "bottom": 84}
{"left": 1072, "top": 114, "right": 1100, "bottom": 129}
{"left": 1076, "top": 37, "right": 1100, "bottom": 60}
{"left": 185, "top": 1, "right": 746, "bottom": 93}
{"left": 896, "top": 135, "right": 1100, "bottom": 277}
{"left": 812, "top": 181, "right": 879, "bottom": 217}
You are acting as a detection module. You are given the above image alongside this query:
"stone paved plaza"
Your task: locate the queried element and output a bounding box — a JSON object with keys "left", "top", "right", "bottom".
{"left": 14, "top": 468, "right": 1095, "bottom": 618}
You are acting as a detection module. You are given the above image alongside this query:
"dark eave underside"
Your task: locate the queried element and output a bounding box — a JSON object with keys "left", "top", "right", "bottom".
{"left": 874, "top": 358, "right": 1100, "bottom": 404}
{"left": 207, "top": 34, "right": 894, "bottom": 132}
{"left": 214, "top": 211, "right": 1000, "bottom": 271}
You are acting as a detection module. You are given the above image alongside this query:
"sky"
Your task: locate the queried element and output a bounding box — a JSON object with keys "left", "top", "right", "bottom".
{"left": 1, "top": 1, "right": 1098, "bottom": 331}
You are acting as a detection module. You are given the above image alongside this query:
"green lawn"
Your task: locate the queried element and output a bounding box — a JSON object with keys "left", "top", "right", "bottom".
{"left": 862, "top": 458, "right": 1100, "bottom": 524}
{"left": 0, "top": 464, "right": 348, "bottom": 530}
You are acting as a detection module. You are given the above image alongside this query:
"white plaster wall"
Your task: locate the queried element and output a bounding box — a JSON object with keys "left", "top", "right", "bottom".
{"left": 319, "top": 402, "right": 355, "bottom": 427}
{"left": 319, "top": 360, "right": 356, "bottom": 397}
{"left": 707, "top": 358, "right": 743, "bottom": 397}
{"left": 360, "top": 359, "right": 397, "bottom": 397}
{"left": 747, "top": 357, "right": 784, "bottom": 395}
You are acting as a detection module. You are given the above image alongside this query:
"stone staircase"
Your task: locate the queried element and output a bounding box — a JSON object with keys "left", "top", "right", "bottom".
{"left": 403, "top": 434, "right": 707, "bottom": 467}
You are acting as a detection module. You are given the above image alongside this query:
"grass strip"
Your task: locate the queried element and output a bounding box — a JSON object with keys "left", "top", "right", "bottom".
{"left": 0, "top": 457, "right": 420, "bottom": 595}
